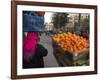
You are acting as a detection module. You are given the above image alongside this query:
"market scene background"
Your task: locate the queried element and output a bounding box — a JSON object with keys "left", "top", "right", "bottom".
{"left": 22, "top": 11, "right": 90, "bottom": 68}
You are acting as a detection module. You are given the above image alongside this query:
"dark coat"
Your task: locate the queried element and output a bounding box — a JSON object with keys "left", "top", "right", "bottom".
{"left": 23, "top": 44, "right": 48, "bottom": 68}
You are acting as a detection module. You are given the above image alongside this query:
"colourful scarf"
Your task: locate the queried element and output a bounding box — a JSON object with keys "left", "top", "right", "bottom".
{"left": 23, "top": 32, "right": 39, "bottom": 62}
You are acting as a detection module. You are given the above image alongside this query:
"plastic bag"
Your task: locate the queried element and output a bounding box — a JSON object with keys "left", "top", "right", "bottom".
{"left": 23, "top": 11, "right": 45, "bottom": 32}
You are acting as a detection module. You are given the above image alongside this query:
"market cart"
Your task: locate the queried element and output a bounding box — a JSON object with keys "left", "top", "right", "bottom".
{"left": 52, "top": 40, "right": 89, "bottom": 67}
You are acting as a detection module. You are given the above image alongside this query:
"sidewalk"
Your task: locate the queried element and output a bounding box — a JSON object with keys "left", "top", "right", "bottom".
{"left": 39, "top": 33, "right": 59, "bottom": 67}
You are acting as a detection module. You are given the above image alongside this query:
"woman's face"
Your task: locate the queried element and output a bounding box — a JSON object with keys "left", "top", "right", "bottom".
{"left": 35, "top": 11, "right": 45, "bottom": 16}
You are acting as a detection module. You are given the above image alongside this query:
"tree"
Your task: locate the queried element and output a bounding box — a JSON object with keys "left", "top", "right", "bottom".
{"left": 52, "top": 13, "right": 69, "bottom": 32}
{"left": 81, "top": 15, "right": 89, "bottom": 32}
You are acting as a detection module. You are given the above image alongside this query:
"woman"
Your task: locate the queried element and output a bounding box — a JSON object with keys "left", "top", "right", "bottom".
{"left": 23, "top": 11, "right": 47, "bottom": 68}
{"left": 23, "top": 32, "right": 48, "bottom": 68}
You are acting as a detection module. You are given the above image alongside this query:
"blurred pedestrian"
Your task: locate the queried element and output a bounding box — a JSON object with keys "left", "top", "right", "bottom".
{"left": 23, "top": 32, "right": 48, "bottom": 68}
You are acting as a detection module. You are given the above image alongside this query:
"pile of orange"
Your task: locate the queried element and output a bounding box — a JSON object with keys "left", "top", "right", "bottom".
{"left": 52, "top": 32, "right": 89, "bottom": 55}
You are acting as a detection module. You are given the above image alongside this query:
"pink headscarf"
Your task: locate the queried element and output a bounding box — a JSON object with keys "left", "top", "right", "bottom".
{"left": 23, "top": 32, "right": 39, "bottom": 62}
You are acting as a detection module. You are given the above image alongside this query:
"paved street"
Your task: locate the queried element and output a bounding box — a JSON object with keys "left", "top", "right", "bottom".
{"left": 39, "top": 33, "right": 59, "bottom": 67}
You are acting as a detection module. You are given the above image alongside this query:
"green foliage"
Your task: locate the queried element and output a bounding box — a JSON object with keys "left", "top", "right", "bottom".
{"left": 81, "top": 15, "right": 90, "bottom": 32}
{"left": 82, "top": 18, "right": 89, "bottom": 27}
{"left": 52, "top": 13, "right": 69, "bottom": 29}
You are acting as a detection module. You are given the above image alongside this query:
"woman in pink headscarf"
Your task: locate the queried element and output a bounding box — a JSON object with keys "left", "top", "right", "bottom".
{"left": 23, "top": 32, "right": 48, "bottom": 68}
{"left": 23, "top": 11, "right": 48, "bottom": 68}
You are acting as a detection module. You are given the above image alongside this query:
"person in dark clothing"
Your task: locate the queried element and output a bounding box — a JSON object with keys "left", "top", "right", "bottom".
{"left": 23, "top": 11, "right": 47, "bottom": 69}
{"left": 23, "top": 44, "right": 48, "bottom": 68}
